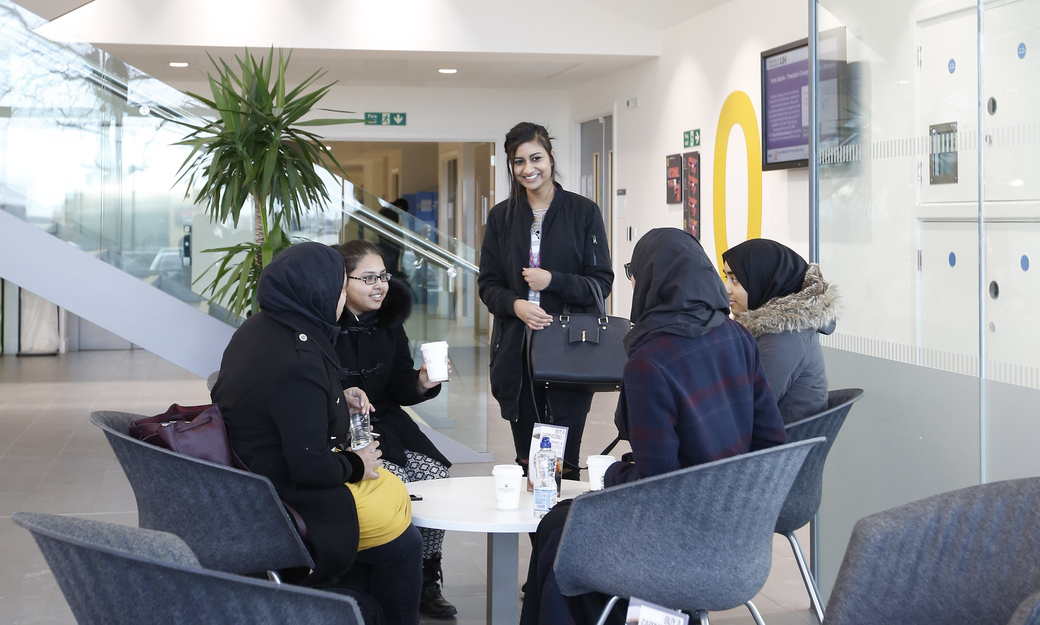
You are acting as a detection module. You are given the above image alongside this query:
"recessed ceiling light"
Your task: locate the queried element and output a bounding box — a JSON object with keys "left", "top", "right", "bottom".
{"left": 169, "top": 62, "right": 189, "bottom": 68}
{"left": 438, "top": 68, "right": 457, "bottom": 74}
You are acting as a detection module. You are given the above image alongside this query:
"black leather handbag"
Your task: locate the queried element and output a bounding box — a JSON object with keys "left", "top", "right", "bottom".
{"left": 526, "top": 277, "right": 631, "bottom": 394}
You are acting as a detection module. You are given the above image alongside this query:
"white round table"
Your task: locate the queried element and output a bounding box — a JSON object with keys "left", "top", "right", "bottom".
{"left": 407, "top": 476, "right": 589, "bottom": 625}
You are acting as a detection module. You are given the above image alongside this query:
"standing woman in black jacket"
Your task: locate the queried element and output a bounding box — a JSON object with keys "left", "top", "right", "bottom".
{"left": 333, "top": 239, "right": 457, "bottom": 619}
{"left": 478, "top": 122, "right": 614, "bottom": 478}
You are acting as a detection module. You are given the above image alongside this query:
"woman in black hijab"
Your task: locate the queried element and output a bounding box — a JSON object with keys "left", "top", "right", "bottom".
{"left": 520, "top": 229, "right": 785, "bottom": 625}
{"left": 607, "top": 228, "right": 786, "bottom": 484}
{"left": 212, "top": 242, "right": 422, "bottom": 624}
{"left": 722, "top": 238, "right": 840, "bottom": 422}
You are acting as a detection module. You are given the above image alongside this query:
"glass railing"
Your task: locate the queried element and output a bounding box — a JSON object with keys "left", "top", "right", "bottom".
{"left": 0, "top": 0, "right": 488, "bottom": 453}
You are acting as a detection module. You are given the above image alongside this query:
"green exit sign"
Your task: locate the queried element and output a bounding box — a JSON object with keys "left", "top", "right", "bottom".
{"left": 684, "top": 128, "right": 701, "bottom": 148}
{"left": 364, "top": 112, "right": 407, "bottom": 125}
{"left": 364, "top": 112, "right": 407, "bottom": 126}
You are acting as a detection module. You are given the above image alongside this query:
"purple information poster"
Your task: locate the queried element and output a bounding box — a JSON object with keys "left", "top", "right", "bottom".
{"left": 666, "top": 154, "right": 682, "bottom": 204}
{"left": 763, "top": 45, "right": 810, "bottom": 166}
{"left": 682, "top": 151, "right": 700, "bottom": 239}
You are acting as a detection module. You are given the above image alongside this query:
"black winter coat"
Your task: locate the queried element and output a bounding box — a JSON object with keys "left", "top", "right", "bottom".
{"left": 478, "top": 187, "right": 614, "bottom": 422}
{"left": 335, "top": 278, "right": 450, "bottom": 469}
{"left": 211, "top": 309, "right": 366, "bottom": 587}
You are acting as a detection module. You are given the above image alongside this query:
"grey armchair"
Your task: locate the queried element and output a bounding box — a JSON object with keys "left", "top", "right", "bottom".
{"left": 553, "top": 438, "right": 824, "bottom": 625}
{"left": 89, "top": 410, "right": 313, "bottom": 581}
{"left": 825, "top": 477, "right": 1040, "bottom": 625}
{"left": 776, "top": 388, "right": 864, "bottom": 622}
{"left": 11, "top": 511, "right": 363, "bottom": 625}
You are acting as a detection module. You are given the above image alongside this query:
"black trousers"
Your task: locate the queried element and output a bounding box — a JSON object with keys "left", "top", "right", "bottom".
{"left": 510, "top": 359, "right": 592, "bottom": 478}
{"left": 519, "top": 500, "right": 626, "bottom": 625}
{"left": 340, "top": 524, "right": 423, "bottom": 625}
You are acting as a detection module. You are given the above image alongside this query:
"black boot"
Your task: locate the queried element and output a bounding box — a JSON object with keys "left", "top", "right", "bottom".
{"left": 421, "top": 556, "right": 458, "bottom": 619}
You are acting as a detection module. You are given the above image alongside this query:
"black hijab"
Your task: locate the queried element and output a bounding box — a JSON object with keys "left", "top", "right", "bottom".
{"left": 257, "top": 242, "right": 345, "bottom": 342}
{"left": 624, "top": 228, "right": 730, "bottom": 356}
{"left": 722, "top": 239, "right": 808, "bottom": 311}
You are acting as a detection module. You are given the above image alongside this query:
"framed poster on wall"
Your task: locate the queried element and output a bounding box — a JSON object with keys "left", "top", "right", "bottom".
{"left": 666, "top": 154, "right": 682, "bottom": 204}
{"left": 683, "top": 151, "right": 700, "bottom": 239}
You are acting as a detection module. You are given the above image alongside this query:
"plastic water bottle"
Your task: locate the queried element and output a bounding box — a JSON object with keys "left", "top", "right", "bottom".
{"left": 533, "top": 437, "right": 557, "bottom": 518}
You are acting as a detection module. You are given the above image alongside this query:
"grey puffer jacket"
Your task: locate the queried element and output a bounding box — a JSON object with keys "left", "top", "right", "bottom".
{"left": 733, "top": 264, "right": 840, "bottom": 423}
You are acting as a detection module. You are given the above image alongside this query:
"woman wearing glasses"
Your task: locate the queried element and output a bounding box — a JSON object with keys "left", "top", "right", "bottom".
{"left": 332, "top": 239, "right": 457, "bottom": 620}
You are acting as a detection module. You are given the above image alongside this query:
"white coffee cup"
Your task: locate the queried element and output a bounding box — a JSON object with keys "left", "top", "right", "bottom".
{"left": 586, "top": 455, "right": 617, "bottom": 491}
{"left": 420, "top": 341, "right": 450, "bottom": 382}
{"left": 492, "top": 464, "right": 524, "bottom": 510}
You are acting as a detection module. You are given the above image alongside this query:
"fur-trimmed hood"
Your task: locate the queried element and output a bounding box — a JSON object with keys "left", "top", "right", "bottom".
{"left": 733, "top": 264, "right": 839, "bottom": 338}
{"left": 339, "top": 276, "right": 413, "bottom": 332}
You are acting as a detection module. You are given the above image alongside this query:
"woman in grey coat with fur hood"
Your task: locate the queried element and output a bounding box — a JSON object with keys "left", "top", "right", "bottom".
{"left": 722, "top": 239, "right": 840, "bottom": 423}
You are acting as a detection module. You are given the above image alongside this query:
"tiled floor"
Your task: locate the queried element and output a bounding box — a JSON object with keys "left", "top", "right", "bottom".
{"left": 0, "top": 350, "right": 819, "bottom": 625}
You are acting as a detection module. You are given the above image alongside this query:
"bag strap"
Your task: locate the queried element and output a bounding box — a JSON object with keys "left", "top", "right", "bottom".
{"left": 524, "top": 325, "right": 544, "bottom": 420}
{"left": 599, "top": 435, "right": 621, "bottom": 456}
{"left": 583, "top": 276, "right": 606, "bottom": 317}
{"left": 563, "top": 276, "right": 607, "bottom": 317}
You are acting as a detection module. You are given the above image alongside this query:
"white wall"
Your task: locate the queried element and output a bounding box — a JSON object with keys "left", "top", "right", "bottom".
{"left": 569, "top": 0, "right": 810, "bottom": 315}
{"left": 314, "top": 0, "right": 813, "bottom": 319}
{"left": 314, "top": 84, "right": 573, "bottom": 218}
{"left": 399, "top": 144, "right": 441, "bottom": 194}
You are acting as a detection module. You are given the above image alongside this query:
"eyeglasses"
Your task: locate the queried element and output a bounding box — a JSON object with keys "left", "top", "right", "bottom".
{"left": 348, "top": 272, "right": 392, "bottom": 285}
{"left": 624, "top": 263, "right": 632, "bottom": 280}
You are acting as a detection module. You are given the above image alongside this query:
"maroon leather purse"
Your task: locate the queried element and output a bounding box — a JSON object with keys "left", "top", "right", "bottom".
{"left": 129, "top": 403, "right": 233, "bottom": 466}
{"left": 129, "top": 403, "right": 309, "bottom": 541}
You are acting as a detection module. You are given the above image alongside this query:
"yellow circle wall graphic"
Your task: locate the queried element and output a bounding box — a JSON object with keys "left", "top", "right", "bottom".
{"left": 713, "top": 90, "right": 763, "bottom": 274}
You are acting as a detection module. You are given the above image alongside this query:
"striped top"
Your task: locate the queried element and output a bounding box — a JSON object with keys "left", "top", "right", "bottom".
{"left": 527, "top": 206, "right": 549, "bottom": 304}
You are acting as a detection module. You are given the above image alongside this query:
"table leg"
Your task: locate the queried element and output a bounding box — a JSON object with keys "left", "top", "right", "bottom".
{"left": 486, "top": 532, "right": 520, "bottom": 625}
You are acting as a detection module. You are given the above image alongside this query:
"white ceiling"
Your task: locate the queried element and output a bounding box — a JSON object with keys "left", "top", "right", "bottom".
{"left": 94, "top": 45, "right": 656, "bottom": 93}
{"left": 17, "top": 0, "right": 734, "bottom": 92}
{"left": 17, "top": 0, "right": 92, "bottom": 20}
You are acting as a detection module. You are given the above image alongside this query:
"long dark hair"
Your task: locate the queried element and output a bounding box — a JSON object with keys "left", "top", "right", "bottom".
{"left": 504, "top": 122, "right": 558, "bottom": 200}
{"left": 332, "top": 239, "right": 381, "bottom": 275}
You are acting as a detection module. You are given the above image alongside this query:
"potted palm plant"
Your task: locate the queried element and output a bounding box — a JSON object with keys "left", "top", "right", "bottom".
{"left": 175, "top": 47, "right": 361, "bottom": 318}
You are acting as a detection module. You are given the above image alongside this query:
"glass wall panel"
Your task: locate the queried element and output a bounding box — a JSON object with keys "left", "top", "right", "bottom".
{"left": 813, "top": 0, "right": 989, "bottom": 599}
{"left": 980, "top": 0, "right": 1040, "bottom": 484}
{"left": 815, "top": 0, "right": 1040, "bottom": 601}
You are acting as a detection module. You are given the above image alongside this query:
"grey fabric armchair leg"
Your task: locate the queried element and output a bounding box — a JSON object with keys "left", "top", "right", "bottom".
{"left": 826, "top": 477, "right": 1040, "bottom": 625}
{"left": 554, "top": 438, "right": 824, "bottom": 625}
{"left": 12, "top": 511, "right": 364, "bottom": 625}
{"left": 773, "top": 388, "right": 863, "bottom": 622}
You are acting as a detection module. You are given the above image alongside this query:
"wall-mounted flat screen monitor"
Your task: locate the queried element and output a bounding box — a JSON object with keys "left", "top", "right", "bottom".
{"left": 761, "top": 28, "right": 846, "bottom": 171}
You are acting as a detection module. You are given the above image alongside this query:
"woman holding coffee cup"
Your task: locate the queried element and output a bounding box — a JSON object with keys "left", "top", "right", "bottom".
{"left": 332, "top": 239, "right": 458, "bottom": 619}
